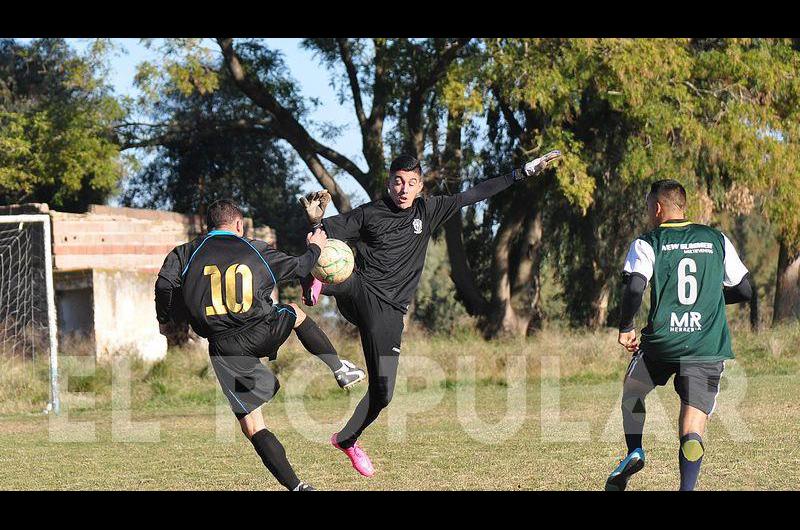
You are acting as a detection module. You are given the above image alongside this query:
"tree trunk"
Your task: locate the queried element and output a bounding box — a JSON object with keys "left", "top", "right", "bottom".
{"left": 749, "top": 277, "right": 760, "bottom": 332}
{"left": 217, "top": 37, "right": 356, "bottom": 212}
{"left": 488, "top": 196, "right": 529, "bottom": 337}
{"left": 587, "top": 280, "right": 611, "bottom": 329}
{"left": 440, "top": 107, "right": 491, "bottom": 317}
{"left": 443, "top": 213, "right": 490, "bottom": 316}
{"left": 773, "top": 239, "right": 800, "bottom": 325}
{"left": 516, "top": 210, "right": 544, "bottom": 334}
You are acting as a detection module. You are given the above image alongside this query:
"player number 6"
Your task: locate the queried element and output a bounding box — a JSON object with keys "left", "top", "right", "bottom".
{"left": 677, "top": 258, "right": 698, "bottom": 305}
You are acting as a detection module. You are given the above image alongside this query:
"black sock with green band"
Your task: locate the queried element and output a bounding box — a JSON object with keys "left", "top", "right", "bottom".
{"left": 678, "top": 432, "right": 704, "bottom": 491}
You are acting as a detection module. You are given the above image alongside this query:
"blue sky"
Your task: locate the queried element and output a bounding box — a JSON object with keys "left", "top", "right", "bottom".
{"left": 57, "top": 38, "right": 372, "bottom": 208}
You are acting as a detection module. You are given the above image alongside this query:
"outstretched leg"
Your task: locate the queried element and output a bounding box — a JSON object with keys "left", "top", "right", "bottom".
{"left": 287, "top": 303, "right": 366, "bottom": 389}
{"left": 622, "top": 375, "right": 655, "bottom": 454}
{"left": 330, "top": 303, "right": 404, "bottom": 477}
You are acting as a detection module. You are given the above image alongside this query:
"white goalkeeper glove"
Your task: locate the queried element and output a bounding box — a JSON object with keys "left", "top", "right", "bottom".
{"left": 299, "top": 190, "right": 332, "bottom": 227}
{"left": 520, "top": 149, "right": 562, "bottom": 179}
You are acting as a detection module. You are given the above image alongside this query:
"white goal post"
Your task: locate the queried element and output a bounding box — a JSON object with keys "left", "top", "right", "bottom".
{"left": 0, "top": 214, "right": 59, "bottom": 414}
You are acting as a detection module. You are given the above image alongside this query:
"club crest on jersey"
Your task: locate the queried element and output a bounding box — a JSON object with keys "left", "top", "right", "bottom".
{"left": 413, "top": 218, "right": 423, "bottom": 234}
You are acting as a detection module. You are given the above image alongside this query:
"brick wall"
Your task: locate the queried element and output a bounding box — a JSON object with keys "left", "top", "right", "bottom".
{"left": 44, "top": 205, "right": 275, "bottom": 273}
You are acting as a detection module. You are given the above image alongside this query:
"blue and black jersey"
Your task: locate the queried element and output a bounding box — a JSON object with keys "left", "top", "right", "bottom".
{"left": 155, "top": 229, "right": 321, "bottom": 338}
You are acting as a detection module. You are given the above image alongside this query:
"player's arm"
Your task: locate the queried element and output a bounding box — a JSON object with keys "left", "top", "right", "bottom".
{"left": 456, "top": 150, "right": 562, "bottom": 208}
{"left": 618, "top": 239, "right": 655, "bottom": 352}
{"left": 721, "top": 233, "right": 753, "bottom": 305}
{"left": 155, "top": 247, "right": 185, "bottom": 331}
{"left": 427, "top": 151, "right": 562, "bottom": 231}
{"left": 255, "top": 229, "right": 326, "bottom": 284}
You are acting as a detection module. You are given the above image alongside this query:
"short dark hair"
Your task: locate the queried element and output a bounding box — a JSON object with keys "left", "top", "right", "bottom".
{"left": 649, "top": 179, "right": 687, "bottom": 210}
{"left": 206, "top": 199, "right": 243, "bottom": 230}
{"left": 389, "top": 154, "right": 422, "bottom": 177}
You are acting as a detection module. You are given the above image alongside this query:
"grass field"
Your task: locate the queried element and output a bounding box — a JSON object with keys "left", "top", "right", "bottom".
{"left": 1, "top": 324, "right": 799, "bottom": 490}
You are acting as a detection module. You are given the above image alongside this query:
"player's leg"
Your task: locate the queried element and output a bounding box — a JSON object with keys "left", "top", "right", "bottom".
{"left": 676, "top": 404, "right": 708, "bottom": 491}
{"left": 673, "top": 361, "right": 722, "bottom": 491}
{"left": 331, "top": 304, "right": 404, "bottom": 477}
{"left": 606, "top": 351, "right": 664, "bottom": 491}
{"left": 208, "top": 345, "right": 313, "bottom": 491}
{"left": 286, "top": 302, "right": 365, "bottom": 389}
{"left": 237, "top": 407, "right": 313, "bottom": 491}
{"left": 335, "top": 310, "right": 402, "bottom": 446}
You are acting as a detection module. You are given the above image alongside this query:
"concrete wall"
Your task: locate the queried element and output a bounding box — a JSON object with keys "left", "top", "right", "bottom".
{"left": 53, "top": 268, "right": 167, "bottom": 361}
{"left": 91, "top": 269, "right": 167, "bottom": 362}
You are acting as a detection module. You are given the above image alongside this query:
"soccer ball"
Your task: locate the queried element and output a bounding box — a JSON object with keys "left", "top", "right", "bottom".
{"left": 311, "top": 239, "right": 354, "bottom": 284}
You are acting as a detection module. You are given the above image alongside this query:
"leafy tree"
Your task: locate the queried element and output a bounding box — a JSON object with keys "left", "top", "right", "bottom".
{"left": 463, "top": 38, "right": 800, "bottom": 330}
{"left": 127, "top": 38, "right": 800, "bottom": 336}
{"left": 118, "top": 55, "right": 307, "bottom": 252}
{"left": 0, "top": 39, "right": 124, "bottom": 210}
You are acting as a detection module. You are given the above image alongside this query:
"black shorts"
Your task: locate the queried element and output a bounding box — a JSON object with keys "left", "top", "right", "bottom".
{"left": 208, "top": 304, "right": 297, "bottom": 416}
{"left": 625, "top": 351, "right": 724, "bottom": 415}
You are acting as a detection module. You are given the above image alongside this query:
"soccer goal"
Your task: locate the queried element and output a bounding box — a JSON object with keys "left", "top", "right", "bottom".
{"left": 0, "top": 214, "right": 59, "bottom": 414}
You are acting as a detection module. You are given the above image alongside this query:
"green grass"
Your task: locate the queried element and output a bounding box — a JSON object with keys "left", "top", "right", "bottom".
{"left": 1, "top": 324, "right": 799, "bottom": 490}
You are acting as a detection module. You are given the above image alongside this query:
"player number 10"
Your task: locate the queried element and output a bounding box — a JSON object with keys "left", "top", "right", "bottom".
{"left": 204, "top": 263, "right": 254, "bottom": 316}
{"left": 677, "top": 258, "right": 698, "bottom": 305}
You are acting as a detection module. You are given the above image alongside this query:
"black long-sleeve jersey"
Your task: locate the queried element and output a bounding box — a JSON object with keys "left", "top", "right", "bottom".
{"left": 322, "top": 172, "right": 516, "bottom": 312}
{"left": 155, "top": 229, "right": 321, "bottom": 338}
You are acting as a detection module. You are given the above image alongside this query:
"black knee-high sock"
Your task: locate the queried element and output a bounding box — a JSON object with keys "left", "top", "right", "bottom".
{"left": 678, "top": 432, "right": 704, "bottom": 491}
{"left": 250, "top": 428, "right": 301, "bottom": 490}
{"left": 622, "top": 394, "right": 646, "bottom": 454}
{"left": 295, "top": 317, "right": 343, "bottom": 372}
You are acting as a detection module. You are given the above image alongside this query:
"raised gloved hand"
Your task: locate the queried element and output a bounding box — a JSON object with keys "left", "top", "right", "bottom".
{"left": 299, "top": 190, "right": 332, "bottom": 226}
{"left": 519, "top": 149, "right": 562, "bottom": 179}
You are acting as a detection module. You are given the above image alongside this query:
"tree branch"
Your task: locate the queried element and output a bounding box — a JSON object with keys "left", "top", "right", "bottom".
{"left": 337, "top": 38, "right": 367, "bottom": 130}
{"left": 418, "top": 38, "right": 471, "bottom": 95}
{"left": 492, "top": 85, "right": 524, "bottom": 139}
{"left": 310, "top": 138, "right": 371, "bottom": 191}
{"left": 217, "top": 37, "right": 354, "bottom": 212}
{"left": 115, "top": 117, "right": 276, "bottom": 150}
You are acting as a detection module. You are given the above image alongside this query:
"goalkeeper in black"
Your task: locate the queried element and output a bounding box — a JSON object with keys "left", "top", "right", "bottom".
{"left": 298, "top": 151, "right": 561, "bottom": 477}
{"left": 155, "top": 199, "right": 365, "bottom": 491}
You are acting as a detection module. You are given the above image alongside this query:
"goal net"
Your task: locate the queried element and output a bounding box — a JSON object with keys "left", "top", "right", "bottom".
{"left": 0, "top": 215, "right": 59, "bottom": 413}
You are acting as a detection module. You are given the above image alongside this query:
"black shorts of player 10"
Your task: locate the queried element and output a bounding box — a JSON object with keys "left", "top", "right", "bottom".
{"left": 311, "top": 239, "right": 355, "bottom": 285}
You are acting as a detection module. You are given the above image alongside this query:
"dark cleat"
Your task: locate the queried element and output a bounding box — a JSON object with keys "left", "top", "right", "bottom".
{"left": 334, "top": 360, "right": 366, "bottom": 390}
{"left": 605, "top": 448, "right": 646, "bottom": 491}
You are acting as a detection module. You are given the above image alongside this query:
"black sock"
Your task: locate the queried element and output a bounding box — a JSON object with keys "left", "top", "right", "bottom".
{"left": 625, "top": 434, "right": 643, "bottom": 455}
{"left": 295, "top": 317, "right": 343, "bottom": 372}
{"left": 678, "top": 432, "right": 704, "bottom": 491}
{"left": 622, "top": 395, "right": 646, "bottom": 454}
{"left": 250, "top": 428, "right": 301, "bottom": 491}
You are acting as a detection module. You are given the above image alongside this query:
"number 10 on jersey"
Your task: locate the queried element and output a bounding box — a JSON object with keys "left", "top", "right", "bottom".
{"left": 204, "top": 263, "right": 254, "bottom": 315}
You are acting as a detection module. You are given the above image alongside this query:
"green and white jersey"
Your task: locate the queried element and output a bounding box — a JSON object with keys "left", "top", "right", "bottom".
{"left": 622, "top": 220, "right": 748, "bottom": 363}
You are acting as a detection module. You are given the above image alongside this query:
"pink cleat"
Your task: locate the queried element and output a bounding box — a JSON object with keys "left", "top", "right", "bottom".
{"left": 301, "top": 275, "right": 324, "bottom": 306}
{"left": 331, "top": 433, "right": 375, "bottom": 477}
